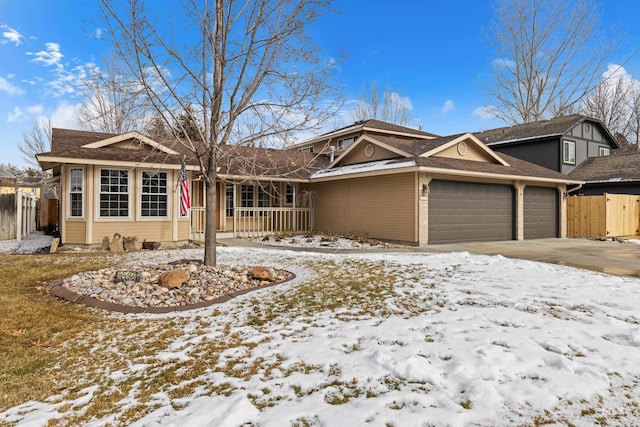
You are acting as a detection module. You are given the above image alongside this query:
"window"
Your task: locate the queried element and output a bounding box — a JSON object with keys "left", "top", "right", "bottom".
{"left": 563, "top": 140, "right": 576, "bottom": 165}
{"left": 241, "top": 184, "right": 254, "bottom": 216}
{"left": 140, "top": 171, "right": 168, "bottom": 217}
{"left": 299, "top": 146, "right": 313, "bottom": 153}
{"left": 258, "top": 186, "right": 270, "bottom": 216}
{"left": 99, "top": 169, "right": 129, "bottom": 217}
{"left": 599, "top": 147, "right": 610, "bottom": 157}
{"left": 225, "top": 183, "right": 234, "bottom": 217}
{"left": 69, "top": 168, "right": 83, "bottom": 217}
{"left": 337, "top": 136, "right": 356, "bottom": 150}
{"left": 285, "top": 184, "right": 294, "bottom": 205}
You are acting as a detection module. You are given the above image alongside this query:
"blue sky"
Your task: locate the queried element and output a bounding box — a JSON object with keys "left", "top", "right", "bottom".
{"left": 1, "top": 0, "right": 639, "bottom": 168}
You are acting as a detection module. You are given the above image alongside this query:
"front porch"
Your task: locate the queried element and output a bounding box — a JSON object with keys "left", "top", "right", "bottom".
{"left": 189, "top": 180, "right": 314, "bottom": 241}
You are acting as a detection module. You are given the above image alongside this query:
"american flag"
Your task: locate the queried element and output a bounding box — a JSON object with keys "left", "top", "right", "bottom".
{"left": 180, "top": 159, "right": 191, "bottom": 216}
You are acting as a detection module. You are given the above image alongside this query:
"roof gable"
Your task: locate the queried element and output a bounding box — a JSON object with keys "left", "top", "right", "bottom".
{"left": 421, "top": 133, "right": 510, "bottom": 166}
{"left": 81, "top": 131, "right": 179, "bottom": 155}
{"left": 330, "top": 134, "right": 411, "bottom": 168}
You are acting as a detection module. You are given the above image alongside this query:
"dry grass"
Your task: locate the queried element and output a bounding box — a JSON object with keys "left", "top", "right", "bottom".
{"left": 0, "top": 253, "right": 114, "bottom": 410}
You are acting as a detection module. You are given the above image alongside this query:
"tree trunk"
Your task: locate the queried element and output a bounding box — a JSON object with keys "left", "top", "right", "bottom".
{"left": 204, "top": 154, "right": 217, "bottom": 266}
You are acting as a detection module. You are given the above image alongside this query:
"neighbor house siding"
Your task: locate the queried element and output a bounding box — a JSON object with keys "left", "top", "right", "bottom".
{"left": 491, "top": 139, "right": 560, "bottom": 172}
{"left": 304, "top": 172, "right": 416, "bottom": 242}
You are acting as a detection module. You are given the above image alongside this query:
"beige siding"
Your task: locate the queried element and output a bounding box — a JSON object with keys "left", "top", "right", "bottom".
{"left": 302, "top": 181, "right": 347, "bottom": 235}
{"left": 65, "top": 221, "right": 86, "bottom": 244}
{"left": 434, "top": 142, "right": 494, "bottom": 162}
{"left": 337, "top": 143, "right": 401, "bottom": 166}
{"left": 304, "top": 172, "right": 416, "bottom": 243}
{"left": 92, "top": 220, "right": 176, "bottom": 243}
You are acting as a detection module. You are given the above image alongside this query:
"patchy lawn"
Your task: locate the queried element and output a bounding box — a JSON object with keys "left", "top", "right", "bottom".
{"left": 1, "top": 246, "right": 640, "bottom": 426}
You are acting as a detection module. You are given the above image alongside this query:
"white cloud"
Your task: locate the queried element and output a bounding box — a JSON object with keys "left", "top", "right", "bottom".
{"left": 0, "top": 25, "right": 23, "bottom": 45}
{"left": 441, "top": 100, "right": 454, "bottom": 113}
{"left": 491, "top": 57, "right": 515, "bottom": 70}
{"left": 50, "top": 101, "right": 83, "bottom": 128}
{"left": 8, "top": 106, "right": 25, "bottom": 122}
{"left": 28, "top": 42, "right": 64, "bottom": 69}
{"left": 26, "top": 104, "right": 44, "bottom": 115}
{"left": 94, "top": 28, "right": 104, "bottom": 40}
{"left": 473, "top": 105, "right": 497, "bottom": 120}
{"left": 0, "top": 75, "right": 23, "bottom": 95}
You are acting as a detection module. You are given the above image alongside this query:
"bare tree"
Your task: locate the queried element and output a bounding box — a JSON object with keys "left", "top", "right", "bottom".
{"left": 485, "top": 0, "right": 614, "bottom": 124}
{"left": 100, "top": 0, "right": 342, "bottom": 266}
{"left": 20, "top": 117, "right": 52, "bottom": 169}
{"left": 350, "top": 81, "right": 413, "bottom": 126}
{"left": 582, "top": 64, "right": 640, "bottom": 152}
{"left": 76, "top": 55, "right": 151, "bottom": 134}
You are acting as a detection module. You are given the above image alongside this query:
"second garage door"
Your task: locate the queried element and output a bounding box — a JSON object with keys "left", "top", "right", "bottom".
{"left": 429, "top": 180, "right": 514, "bottom": 244}
{"left": 524, "top": 186, "right": 558, "bottom": 239}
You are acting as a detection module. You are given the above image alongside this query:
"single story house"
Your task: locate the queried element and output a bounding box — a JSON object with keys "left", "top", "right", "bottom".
{"left": 37, "top": 120, "right": 581, "bottom": 247}
{"left": 567, "top": 152, "right": 640, "bottom": 195}
{"left": 473, "top": 115, "right": 620, "bottom": 174}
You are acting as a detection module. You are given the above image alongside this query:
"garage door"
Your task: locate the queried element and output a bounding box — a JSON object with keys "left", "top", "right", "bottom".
{"left": 429, "top": 180, "right": 514, "bottom": 244}
{"left": 524, "top": 186, "right": 558, "bottom": 239}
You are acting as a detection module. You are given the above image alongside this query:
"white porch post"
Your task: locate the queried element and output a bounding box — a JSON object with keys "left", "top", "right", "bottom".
{"left": 559, "top": 184, "right": 567, "bottom": 238}
{"left": 417, "top": 173, "right": 431, "bottom": 246}
{"left": 514, "top": 181, "right": 526, "bottom": 241}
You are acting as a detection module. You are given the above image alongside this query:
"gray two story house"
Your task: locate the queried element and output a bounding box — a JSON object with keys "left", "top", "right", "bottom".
{"left": 474, "top": 115, "right": 620, "bottom": 175}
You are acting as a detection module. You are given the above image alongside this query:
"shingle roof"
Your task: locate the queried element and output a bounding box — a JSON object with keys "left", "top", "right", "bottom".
{"left": 568, "top": 153, "right": 640, "bottom": 182}
{"left": 40, "top": 128, "right": 324, "bottom": 180}
{"left": 367, "top": 133, "right": 459, "bottom": 156}
{"left": 315, "top": 119, "right": 439, "bottom": 139}
{"left": 413, "top": 152, "right": 572, "bottom": 181}
{"left": 473, "top": 115, "right": 619, "bottom": 147}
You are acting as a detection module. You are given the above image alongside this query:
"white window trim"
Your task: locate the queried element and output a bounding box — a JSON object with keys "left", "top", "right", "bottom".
{"left": 599, "top": 147, "right": 610, "bottom": 156}
{"left": 137, "top": 169, "right": 171, "bottom": 221}
{"left": 95, "top": 167, "right": 133, "bottom": 221}
{"left": 299, "top": 146, "right": 313, "bottom": 153}
{"left": 563, "top": 139, "right": 576, "bottom": 165}
{"left": 67, "top": 166, "right": 85, "bottom": 219}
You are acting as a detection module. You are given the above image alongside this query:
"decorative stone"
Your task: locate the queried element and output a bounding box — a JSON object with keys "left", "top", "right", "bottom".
{"left": 114, "top": 270, "right": 142, "bottom": 284}
{"left": 110, "top": 233, "right": 125, "bottom": 253}
{"left": 250, "top": 267, "right": 274, "bottom": 282}
{"left": 124, "top": 236, "right": 139, "bottom": 252}
{"left": 49, "top": 238, "right": 60, "bottom": 254}
{"left": 101, "top": 236, "right": 110, "bottom": 251}
{"left": 159, "top": 269, "right": 189, "bottom": 289}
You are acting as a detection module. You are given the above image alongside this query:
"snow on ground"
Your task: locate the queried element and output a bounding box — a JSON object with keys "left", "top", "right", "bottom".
{"left": 2, "top": 246, "right": 640, "bottom": 426}
{"left": 0, "top": 231, "right": 52, "bottom": 254}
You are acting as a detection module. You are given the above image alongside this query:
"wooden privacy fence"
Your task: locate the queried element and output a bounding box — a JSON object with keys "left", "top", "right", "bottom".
{"left": 0, "top": 193, "right": 16, "bottom": 240}
{"left": 567, "top": 194, "right": 640, "bottom": 239}
{"left": 0, "top": 190, "right": 37, "bottom": 240}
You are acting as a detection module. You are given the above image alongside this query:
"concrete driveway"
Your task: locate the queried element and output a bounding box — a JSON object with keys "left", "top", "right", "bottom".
{"left": 423, "top": 238, "right": 640, "bottom": 278}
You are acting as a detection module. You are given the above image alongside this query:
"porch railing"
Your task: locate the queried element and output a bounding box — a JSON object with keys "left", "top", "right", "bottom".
{"left": 190, "top": 207, "right": 206, "bottom": 241}
{"left": 189, "top": 206, "right": 314, "bottom": 240}
{"left": 234, "top": 207, "right": 314, "bottom": 238}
